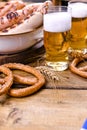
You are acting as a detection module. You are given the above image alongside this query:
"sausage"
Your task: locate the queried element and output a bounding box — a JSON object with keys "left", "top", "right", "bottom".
{"left": 0, "top": 0, "right": 53, "bottom": 32}
{"left": 0, "top": 5, "right": 34, "bottom": 31}
{"left": 36, "top": 0, "right": 53, "bottom": 14}
{"left": 6, "top": 12, "right": 43, "bottom": 34}
{"left": 0, "top": 1, "right": 25, "bottom": 17}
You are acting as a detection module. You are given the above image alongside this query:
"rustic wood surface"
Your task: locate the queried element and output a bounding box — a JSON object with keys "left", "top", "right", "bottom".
{"left": 28, "top": 47, "right": 87, "bottom": 89}
{"left": 0, "top": 40, "right": 87, "bottom": 89}
{"left": 0, "top": 1, "right": 87, "bottom": 130}
{"left": 0, "top": 40, "right": 87, "bottom": 130}
{"left": 0, "top": 89, "right": 87, "bottom": 130}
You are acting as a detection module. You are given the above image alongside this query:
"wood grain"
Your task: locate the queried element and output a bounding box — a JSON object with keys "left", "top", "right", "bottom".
{"left": 28, "top": 57, "right": 87, "bottom": 89}
{"left": 0, "top": 89, "right": 87, "bottom": 130}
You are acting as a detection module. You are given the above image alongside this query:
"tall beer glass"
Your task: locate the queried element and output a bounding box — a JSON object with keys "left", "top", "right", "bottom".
{"left": 43, "top": 6, "right": 71, "bottom": 71}
{"left": 68, "top": 2, "right": 87, "bottom": 54}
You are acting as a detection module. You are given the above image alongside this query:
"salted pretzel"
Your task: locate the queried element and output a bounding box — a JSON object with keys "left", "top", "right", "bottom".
{"left": 69, "top": 54, "right": 87, "bottom": 78}
{"left": 0, "top": 66, "right": 13, "bottom": 95}
{"left": 3, "top": 63, "right": 45, "bottom": 97}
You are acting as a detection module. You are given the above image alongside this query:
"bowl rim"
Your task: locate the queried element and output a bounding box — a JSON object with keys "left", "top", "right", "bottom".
{"left": 0, "top": 28, "right": 35, "bottom": 37}
{"left": 0, "top": 26, "right": 43, "bottom": 36}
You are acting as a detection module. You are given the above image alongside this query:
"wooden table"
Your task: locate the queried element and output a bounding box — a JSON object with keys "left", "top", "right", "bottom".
{"left": 0, "top": 2, "right": 87, "bottom": 129}
{"left": 0, "top": 38, "right": 87, "bottom": 130}
{"left": 0, "top": 41, "right": 87, "bottom": 130}
{"left": 0, "top": 88, "right": 87, "bottom": 130}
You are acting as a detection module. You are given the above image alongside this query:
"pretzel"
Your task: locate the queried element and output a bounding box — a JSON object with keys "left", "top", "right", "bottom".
{"left": 0, "top": 66, "right": 13, "bottom": 95}
{"left": 3, "top": 63, "right": 45, "bottom": 97}
{"left": 0, "top": 71, "right": 37, "bottom": 85}
{"left": 69, "top": 55, "right": 87, "bottom": 78}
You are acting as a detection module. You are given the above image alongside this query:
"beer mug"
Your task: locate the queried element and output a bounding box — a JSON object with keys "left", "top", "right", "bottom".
{"left": 68, "top": 2, "right": 87, "bottom": 54}
{"left": 43, "top": 6, "right": 71, "bottom": 71}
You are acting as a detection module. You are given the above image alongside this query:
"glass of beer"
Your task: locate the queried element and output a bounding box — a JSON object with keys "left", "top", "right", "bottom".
{"left": 43, "top": 6, "right": 71, "bottom": 71}
{"left": 68, "top": 2, "right": 87, "bottom": 54}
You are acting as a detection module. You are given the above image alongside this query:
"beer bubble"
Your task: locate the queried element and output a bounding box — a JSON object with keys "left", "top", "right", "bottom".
{"left": 44, "top": 12, "right": 71, "bottom": 32}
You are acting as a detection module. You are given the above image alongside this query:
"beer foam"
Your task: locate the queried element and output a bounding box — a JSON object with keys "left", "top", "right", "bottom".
{"left": 44, "top": 12, "right": 71, "bottom": 32}
{"left": 68, "top": 3, "right": 87, "bottom": 18}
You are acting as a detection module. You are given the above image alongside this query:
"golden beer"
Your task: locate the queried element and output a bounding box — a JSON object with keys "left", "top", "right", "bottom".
{"left": 44, "top": 7, "right": 71, "bottom": 71}
{"left": 44, "top": 30, "right": 70, "bottom": 62}
{"left": 68, "top": 3, "right": 87, "bottom": 52}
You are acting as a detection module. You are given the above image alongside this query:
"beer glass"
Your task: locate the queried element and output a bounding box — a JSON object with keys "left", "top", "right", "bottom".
{"left": 68, "top": 2, "right": 87, "bottom": 54}
{"left": 43, "top": 6, "right": 71, "bottom": 71}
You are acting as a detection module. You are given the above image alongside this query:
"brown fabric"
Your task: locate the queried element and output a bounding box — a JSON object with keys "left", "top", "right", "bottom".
{"left": 69, "top": 0, "right": 87, "bottom": 3}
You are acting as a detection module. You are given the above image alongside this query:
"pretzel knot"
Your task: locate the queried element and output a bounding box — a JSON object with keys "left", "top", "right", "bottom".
{"left": 69, "top": 54, "right": 87, "bottom": 78}
{"left": 0, "top": 63, "right": 45, "bottom": 97}
{"left": 3, "top": 63, "right": 45, "bottom": 98}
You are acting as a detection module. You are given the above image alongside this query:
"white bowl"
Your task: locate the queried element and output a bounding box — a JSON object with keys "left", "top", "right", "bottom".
{"left": 0, "top": 27, "right": 43, "bottom": 54}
